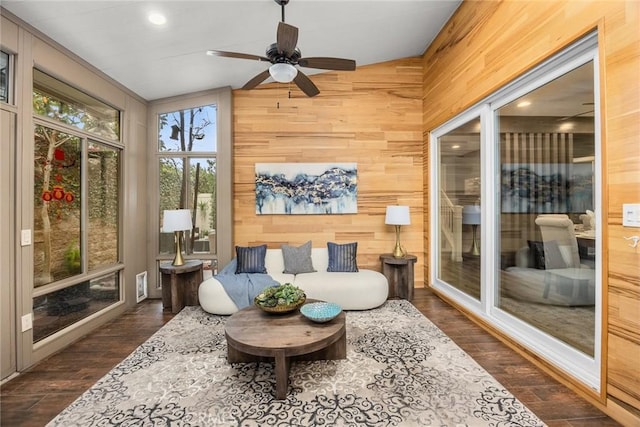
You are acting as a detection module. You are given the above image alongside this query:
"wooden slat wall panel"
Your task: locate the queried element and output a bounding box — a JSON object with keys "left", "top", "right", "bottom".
{"left": 421, "top": 0, "right": 640, "bottom": 420}
{"left": 233, "top": 58, "right": 425, "bottom": 285}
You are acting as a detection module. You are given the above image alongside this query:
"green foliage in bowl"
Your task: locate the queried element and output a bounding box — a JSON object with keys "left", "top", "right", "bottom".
{"left": 255, "top": 283, "right": 305, "bottom": 308}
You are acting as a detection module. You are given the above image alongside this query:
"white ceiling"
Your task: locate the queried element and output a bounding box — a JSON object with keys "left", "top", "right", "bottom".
{"left": 2, "top": 0, "right": 462, "bottom": 101}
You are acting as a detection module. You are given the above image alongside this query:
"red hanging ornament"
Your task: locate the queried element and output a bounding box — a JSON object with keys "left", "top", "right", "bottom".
{"left": 42, "top": 191, "right": 52, "bottom": 202}
{"left": 52, "top": 186, "right": 65, "bottom": 200}
{"left": 54, "top": 148, "right": 65, "bottom": 161}
{"left": 64, "top": 192, "right": 74, "bottom": 203}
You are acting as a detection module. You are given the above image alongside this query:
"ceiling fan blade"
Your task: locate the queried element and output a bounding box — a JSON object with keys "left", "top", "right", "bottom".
{"left": 276, "top": 22, "right": 298, "bottom": 56}
{"left": 242, "top": 69, "right": 272, "bottom": 90}
{"left": 293, "top": 71, "right": 320, "bottom": 97}
{"left": 557, "top": 109, "right": 595, "bottom": 121}
{"left": 207, "top": 50, "right": 270, "bottom": 63}
{"left": 298, "top": 57, "right": 356, "bottom": 71}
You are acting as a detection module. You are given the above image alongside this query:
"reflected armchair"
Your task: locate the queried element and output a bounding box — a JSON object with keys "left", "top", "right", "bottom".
{"left": 534, "top": 215, "right": 582, "bottom": 269}
{"left": 534, "top": 214, "right": 595, "bottom": 305}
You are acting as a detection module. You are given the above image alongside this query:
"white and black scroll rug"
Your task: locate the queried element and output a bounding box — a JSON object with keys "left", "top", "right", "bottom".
{"left": 48, "top": 300, "right": 546, "bottom": 426}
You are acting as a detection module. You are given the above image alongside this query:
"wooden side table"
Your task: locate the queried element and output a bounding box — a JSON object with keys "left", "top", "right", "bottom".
{"left": 160, "top": 260, "right": 203, "bottom": 314}
{"left": 379, "top": 254, "right": 417, "bottom": 301}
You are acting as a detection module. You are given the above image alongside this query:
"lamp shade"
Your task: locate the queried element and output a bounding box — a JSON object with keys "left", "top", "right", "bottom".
{"left": 462, "top": 205, "right": 481, "bottom": 225}
{"left": 269, "top": 63, "right": 298, "bottom": 83}
{"left": 385, "top": 205, "right": 410, "bottom": 225}
{"left": 162, "top": 209, "right": 192, "bottom": 232}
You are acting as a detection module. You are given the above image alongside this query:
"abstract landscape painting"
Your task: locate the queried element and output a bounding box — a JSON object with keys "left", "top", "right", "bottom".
{"left": 256, "top": 163, "right": 357, "bottom": 215}
{"left": 501, "top": 162, "right": 593, "bottom": 213}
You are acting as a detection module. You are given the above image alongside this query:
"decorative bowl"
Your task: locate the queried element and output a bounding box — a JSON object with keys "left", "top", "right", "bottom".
{"left": 254, "top": 283, "right": 306, "bottom": 314}
{"left": 255, "top": 296, "right": 306, "bottom": 314}
{"left": 300, "top": 302, "right": 342, "bottom": 323}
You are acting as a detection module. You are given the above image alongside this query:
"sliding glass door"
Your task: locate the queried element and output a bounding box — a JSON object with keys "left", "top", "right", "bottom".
{"left": 497, "top": 61, "right": 597, "bottom": 357}
{"left": 436, "top": 116, "right": 482, "bottom": 302}
{"left": 431, "top": 34, "right": 601, "bottom": 390}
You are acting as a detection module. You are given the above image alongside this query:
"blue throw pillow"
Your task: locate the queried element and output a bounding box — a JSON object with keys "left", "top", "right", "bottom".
{"left": 527, "top": 240, "right": 546, "bottom": 269}
{"left": 327, "top": 242, "right": 359, "bottom": 272}
{"left": 235, "top": 244, "right": 268, "bottom": 274}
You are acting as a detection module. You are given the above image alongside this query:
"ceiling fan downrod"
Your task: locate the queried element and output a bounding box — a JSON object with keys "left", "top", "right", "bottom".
{"left": 275, "top": 0, "right": 289, "bottom": 22}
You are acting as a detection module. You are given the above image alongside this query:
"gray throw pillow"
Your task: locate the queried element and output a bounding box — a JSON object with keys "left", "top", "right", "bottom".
{"left": 327, "top": 242, "right": 359, "bottom": 272}
{"left": 542, "top": 240, "right": 567, "bottom": 269}
{"left": 235, "top": 244, "right": 268, "bottom": 274}
{"left": 282, "top": 241, "right": 316, "bottom": 274}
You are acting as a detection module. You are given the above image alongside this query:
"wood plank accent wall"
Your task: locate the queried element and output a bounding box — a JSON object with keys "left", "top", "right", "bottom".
{"left": 421, "top": 0, "right": 640, "bottom": 423}
{"left": 232, "top": 58, "right": 424, "bottom": 285}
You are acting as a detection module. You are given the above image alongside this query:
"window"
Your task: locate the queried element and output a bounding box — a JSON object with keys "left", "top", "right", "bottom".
{"left": 158, "top": 105, "right": 218, "bottom": 273}
{"left": 32, "top": 70, "right": 122, "bottom": 343}
{"left": 1, "top": 51, "right": 10, "bottom": 103}
{"left": 33, "top": 69, "right": 120, "bottom": 141}
{"left": 151, "top": 88, "right": 232, "bottom": 294}
{"left": 431, "top": 33, "right": 601, "bottom": 390}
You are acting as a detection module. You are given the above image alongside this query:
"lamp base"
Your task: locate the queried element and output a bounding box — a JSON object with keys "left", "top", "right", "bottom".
{"left": 172, "top": 231, "right": 186, "bottom": 266}
{"left": 392, "top": 225, "right": 404, "bottom": 258}
{"left": 468, "top": 224, "right": 480, "bottom": 256}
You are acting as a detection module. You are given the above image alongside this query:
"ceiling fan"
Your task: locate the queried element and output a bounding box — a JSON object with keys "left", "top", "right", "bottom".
{"left": 206, "top": 0, "right": 356, "bottom": 97}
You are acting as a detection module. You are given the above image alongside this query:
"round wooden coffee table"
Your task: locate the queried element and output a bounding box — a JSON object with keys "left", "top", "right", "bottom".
{"left": 224, "top": 300, "right": 346, "bottom": 399}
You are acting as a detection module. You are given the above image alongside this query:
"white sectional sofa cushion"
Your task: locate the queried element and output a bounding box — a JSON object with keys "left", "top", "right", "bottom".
{"left": 199, "top": 248, "right": 389, "bottom": 314}
{"left": 503, "top": 246, "right": 595, "bottom": 306}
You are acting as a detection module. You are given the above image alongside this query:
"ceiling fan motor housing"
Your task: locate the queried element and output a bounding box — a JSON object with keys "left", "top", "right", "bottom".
{"left": 267, "top": 43, "right": 301, "bottom": 64}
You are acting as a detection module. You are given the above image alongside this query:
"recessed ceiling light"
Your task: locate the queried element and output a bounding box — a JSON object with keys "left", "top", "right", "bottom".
{"left": 559, "top": 122, "right": 574, "bottom": 131}
{"left": 517, "top": 101, "right": 531, "bottom": 108}
{"left": 452, "top": 145, "right": 460, "bottom": 149}
{"left": 148, "top": 12, "right": 167, "bottom": 26}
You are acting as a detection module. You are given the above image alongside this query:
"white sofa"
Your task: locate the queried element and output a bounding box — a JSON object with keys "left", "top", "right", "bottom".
{"left": 199, "top": 248, "right": 389, "bottom": 314}
{"left": 503, "top": 246, "right": 595, "bottom": 306}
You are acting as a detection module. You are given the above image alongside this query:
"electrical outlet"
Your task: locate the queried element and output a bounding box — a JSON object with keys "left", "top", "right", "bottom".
{"left": 21, "top": 314, "right": 33, "bottom": 332}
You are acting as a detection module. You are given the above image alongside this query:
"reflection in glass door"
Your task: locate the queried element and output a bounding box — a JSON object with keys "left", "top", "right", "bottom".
{"left": 497, "top": 62, "right": 597, "bottom": 357}
{"left": 437, "top": 117, "right": 481, "bottom": 300}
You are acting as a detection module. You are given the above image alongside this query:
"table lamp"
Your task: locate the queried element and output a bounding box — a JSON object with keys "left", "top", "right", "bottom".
{"left": 462, "top": 205, "right": 481, "bottom": 256}
{"left": 385, "top": 205, "right": 410, "bottom": 258}
{"left": 162, "top": 209, "right": 192, "bottom": 266}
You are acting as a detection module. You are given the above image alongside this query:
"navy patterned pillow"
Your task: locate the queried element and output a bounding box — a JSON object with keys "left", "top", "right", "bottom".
{"left": 235, "top": 244, "right": 268, "bottom": 274}
{"left": 327, "top": 242, "right": 359, "bottom": 272}
{"left": 527, "top": 240, "right": 546, "bottom": 269}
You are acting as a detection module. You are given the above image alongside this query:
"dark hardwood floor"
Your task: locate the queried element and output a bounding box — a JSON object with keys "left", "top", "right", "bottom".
{"left": 1, "top": 288, "right": 620, "bottom": 426}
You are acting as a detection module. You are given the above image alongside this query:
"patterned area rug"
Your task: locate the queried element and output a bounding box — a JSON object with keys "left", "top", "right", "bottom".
{"left": 48, "top": 300, "right": 546, "bottom": 426}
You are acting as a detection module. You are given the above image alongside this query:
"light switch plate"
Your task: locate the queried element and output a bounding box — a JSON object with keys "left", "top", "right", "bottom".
{"left": 622, "top": 204, "right": 640, "bottom": 227}
{"left": 21, "top": 229, "right": 32, "bottom": 246}
{"left": 21, "top": 314, "right": 33, "bottom": 332}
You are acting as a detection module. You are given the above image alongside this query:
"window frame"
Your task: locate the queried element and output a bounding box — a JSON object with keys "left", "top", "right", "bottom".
{"left": 30, "top": 73, "right": 125, "bottom": 348}
{"left": 1, "top": 50, "right": 13, "bottom": 104}
{"left": 148, "top": 87, "right": 233, "bottom": 297}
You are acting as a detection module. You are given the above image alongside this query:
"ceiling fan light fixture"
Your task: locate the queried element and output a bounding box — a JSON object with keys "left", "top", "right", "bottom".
{"left": 269, "top": 63, "right": 297, "bottom": 83}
